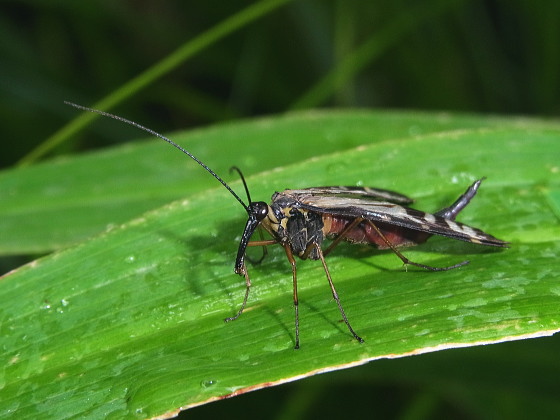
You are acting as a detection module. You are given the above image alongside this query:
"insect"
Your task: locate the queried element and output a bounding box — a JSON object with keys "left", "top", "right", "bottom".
{"left": 66, "top": 102, "right": 508, "bottom": 349}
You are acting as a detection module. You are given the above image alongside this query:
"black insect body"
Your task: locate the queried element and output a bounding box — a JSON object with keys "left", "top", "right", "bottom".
{"left": 66, "top": 102, "right": 508, "bottom": 349}
{"left": 230, "top": 182, "right": 507, "bottom": 348}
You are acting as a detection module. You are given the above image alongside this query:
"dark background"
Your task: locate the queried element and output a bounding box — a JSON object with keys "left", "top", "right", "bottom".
{"left": 1, "top": 0, "right": 559, "bottom": 168}
{"left": 2, "top": 1, "right": 559, "bottom": 418}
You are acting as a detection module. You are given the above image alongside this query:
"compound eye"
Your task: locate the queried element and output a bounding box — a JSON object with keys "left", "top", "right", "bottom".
{"left": 252, "top": 202, "right": 268, "bottom": 221}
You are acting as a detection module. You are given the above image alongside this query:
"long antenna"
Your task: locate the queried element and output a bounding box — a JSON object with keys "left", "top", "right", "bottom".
{"left": 64, "top": 101, "right": 250, "bottom": 213}
{"left": 229, "top": 166, "right": 252, "bottom": 204}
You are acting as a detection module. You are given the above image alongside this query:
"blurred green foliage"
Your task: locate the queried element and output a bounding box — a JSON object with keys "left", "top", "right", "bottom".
{"left": 1, "top": 0, "right": 559, "bottom": 167}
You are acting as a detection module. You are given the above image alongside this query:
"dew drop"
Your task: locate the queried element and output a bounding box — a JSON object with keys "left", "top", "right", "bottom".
{"left": 200, "top": 379, "right": 217, "bottom": 388}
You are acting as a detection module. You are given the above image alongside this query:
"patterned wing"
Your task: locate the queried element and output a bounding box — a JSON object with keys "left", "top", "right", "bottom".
{"left": 282, "top": 193, "right": 507, "bottom": 247}
{"left": 284, "top": 186, "right": 413, "bottom": 204}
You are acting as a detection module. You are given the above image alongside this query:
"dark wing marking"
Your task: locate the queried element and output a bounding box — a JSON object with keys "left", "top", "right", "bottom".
{"left": 283, "top": 186, "right": 413, "bottom": 204}
{"left": 281, "top": 193, "right": 507, "bottom": 247}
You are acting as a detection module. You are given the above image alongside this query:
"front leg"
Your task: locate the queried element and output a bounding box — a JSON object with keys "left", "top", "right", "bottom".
{"left": 225, "top": 238, "right": 279, "bottom": 324}
{"left": 224, "top": 262, "right": 252, "bottom": 323}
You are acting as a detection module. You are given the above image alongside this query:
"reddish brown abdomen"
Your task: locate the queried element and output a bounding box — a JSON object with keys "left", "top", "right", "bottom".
{"left": 323, "top": 215, "right": 431, "bottom": 249}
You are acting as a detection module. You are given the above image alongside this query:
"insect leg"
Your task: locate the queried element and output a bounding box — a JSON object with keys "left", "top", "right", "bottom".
{"left": 225, "top": 239, "right": 279, "bottom": 324}
{"left": 245, "top": 228, "right": 270, "bottom": 265}
{"left": 246, "top": 239, "right": 279, "bottom": 247}
{"left": 282, "top": 244, "right": 301, "bottom": 349}
{"left": 322, "top": 217, "right": 365, "bottom": 257}
{"left": 224, "top": 263, "right": 252, "bottom": 323}
{"left": 364, "top": 220, "right": 469, "bottom": 271}
{"left": 314, "top": 243, "right": 364, "bottom": 344}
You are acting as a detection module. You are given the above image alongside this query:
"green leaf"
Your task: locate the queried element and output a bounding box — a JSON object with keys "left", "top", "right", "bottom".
{"left": 0, "top": 110, "right": 551, "bottom": 255}
{"left": 1, "top": 111, "right": 559, "bottom": 418}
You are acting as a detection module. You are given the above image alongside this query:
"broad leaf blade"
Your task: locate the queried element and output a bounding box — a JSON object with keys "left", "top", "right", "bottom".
{"left": 0, "top": 110, "right": 551, "bottom": 255}
{"left": 1, "top": 121, "right": 559, "bottom": 419}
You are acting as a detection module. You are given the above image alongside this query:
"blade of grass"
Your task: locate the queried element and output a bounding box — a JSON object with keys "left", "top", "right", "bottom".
{"left": 1, "top": 128, "right": 559, "bottom": 418}
{"left": 0, "top": 111, "right": 547, "bottom": 255}
{"left": 17, "top": 0, "right": 293, "bottom": 166}
{"left": 290, "top": 0, "right": 464, "bottom": 109}
{"left": 3, "top": 110, "right": 557, "bottom": 256}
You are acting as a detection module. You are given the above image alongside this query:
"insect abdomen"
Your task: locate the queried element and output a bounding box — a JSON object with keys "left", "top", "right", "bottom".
{"left": 323, "top": 215, "right": 430, "bottom": 249}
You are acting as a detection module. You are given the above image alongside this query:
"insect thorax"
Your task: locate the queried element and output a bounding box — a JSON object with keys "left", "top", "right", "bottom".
{"left": 263, "top": 194, "right": 325, "bottom": 260}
